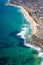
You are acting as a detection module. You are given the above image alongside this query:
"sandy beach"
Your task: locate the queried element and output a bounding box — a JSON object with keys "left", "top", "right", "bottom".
{"left": 5, "top": 1, "right": 43, "bottom": 58}
{"left": 5, "top": 2, "right": 38, "bottom": 35}
{"left": 20, "top": 6, "right": 37, "bottom": 35}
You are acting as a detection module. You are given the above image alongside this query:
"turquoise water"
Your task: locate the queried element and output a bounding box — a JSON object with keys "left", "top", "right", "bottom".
{"left": 0, "top": 0, "right": 40, "bottom": 65}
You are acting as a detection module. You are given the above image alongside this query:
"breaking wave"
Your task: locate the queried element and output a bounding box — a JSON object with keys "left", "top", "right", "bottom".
{"left": 17, "top": 25, "right": 28, "bottom": 39}
{"left": 17, "top": 24, "right": 43, "bottom": 65}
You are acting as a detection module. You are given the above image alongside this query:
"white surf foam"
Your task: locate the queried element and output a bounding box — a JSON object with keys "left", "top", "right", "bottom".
{"left": 24, "top": 43, "right": 41, "bottom": 52}
{"left": 24, "top": 42, "right": 43, "bottom": 65}
{"left": 17, "top": 24, "right": 43, "bottom": 59}
{"left": 38, "top": 52, "right": 43, "bottom": 58}
{"left": 17, "top": 9, "right": 43, "bottom": 65}
{"left": 17, "top": 6, "right": 43, "bottom": 65}
{"left": 38, "top": 52, "right": 43, "bottom": 65}
{"left": 40, "top": 61, "right": 43, "bottom": 65}
{"left": 20, "top": 9, "right": 30, "bottom": 22}
{"left": 17, "top": 26, "right": 28, "bottom": 39}
{"left": 5, "top": 0, "right": 43, "bottom": 64}
{"left": 20, "top": 9, "right": 32, "bottom": 31}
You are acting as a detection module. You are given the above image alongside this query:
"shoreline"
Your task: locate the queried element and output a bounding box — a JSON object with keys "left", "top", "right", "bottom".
{"left": 5, "top": 2, "right": 38, "bottom": 35}
{"left": 5, "top": 0, "right": 43, "bottom": 58}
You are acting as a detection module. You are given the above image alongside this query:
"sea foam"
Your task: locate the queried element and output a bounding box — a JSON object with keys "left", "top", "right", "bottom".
{"left": 24, "top": 43, "right": 41, "bottom": 52}
{"left": 17, "top": 24, "right": 43, "bottom": 57}
{"left": 17, "top": 26, "right": 28, "bottom": 39}
{"left": 4, "top": 0, "right": 43, "bottom": 65}
{"left": 17, "top": 24, "right": 43, "bottom": 65}
{"left": 24, "top": 40, "right": 43, "bottom": 65}
{"left": 17, "top": 6, "right": 43, "bottom": 65}
{"left": 20, "top": 10, "right": 29, "bottom": 22}
{"left": 40, "top": 61, "right": 43, "bottom": 65}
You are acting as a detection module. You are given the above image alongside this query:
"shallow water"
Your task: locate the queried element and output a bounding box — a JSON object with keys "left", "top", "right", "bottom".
{"left": 0, "top": 0, "right": 41, "bottom": 65}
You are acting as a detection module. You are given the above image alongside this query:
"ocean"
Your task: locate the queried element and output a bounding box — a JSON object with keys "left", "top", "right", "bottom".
{"left": 0, "top": 0, "right": 42, "bottom": 65}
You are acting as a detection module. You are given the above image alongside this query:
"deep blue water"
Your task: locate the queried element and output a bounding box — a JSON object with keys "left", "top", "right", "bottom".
{"left": 0, "top": 0, "right": 40, "bottom": 65}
